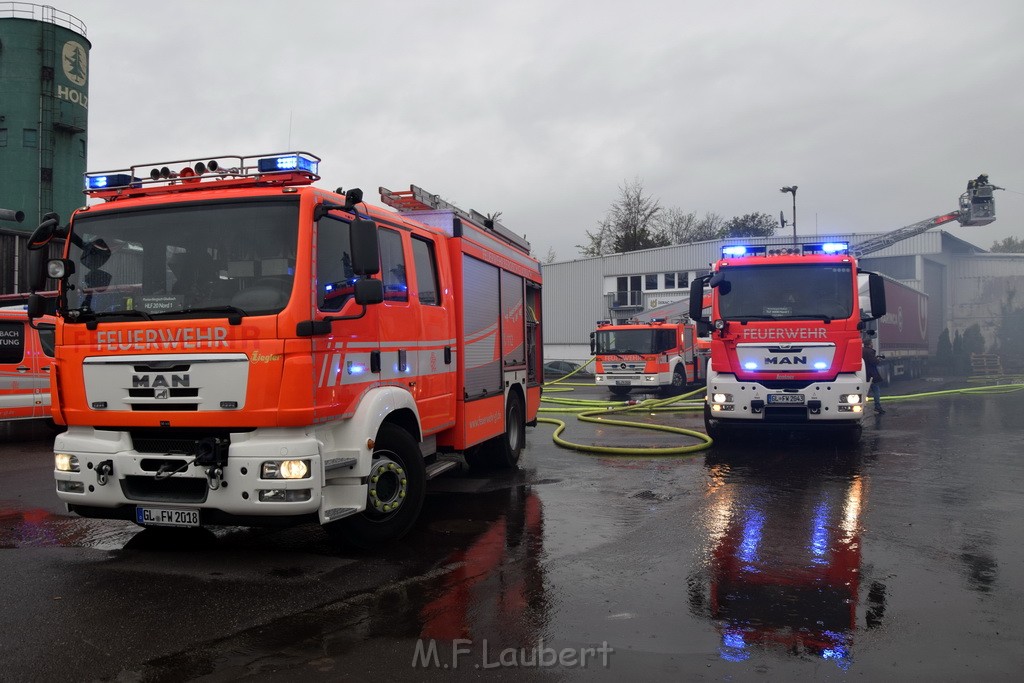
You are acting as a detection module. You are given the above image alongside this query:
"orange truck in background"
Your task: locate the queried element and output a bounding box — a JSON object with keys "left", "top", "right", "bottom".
{"left": 25, "top": 152, "right": 543, "bottom": 547}
{"left": 590, "top": 318, "right": 705, "bottom": 397}
{"left": 0, "top": 300, "right": 55, "bottom": 423}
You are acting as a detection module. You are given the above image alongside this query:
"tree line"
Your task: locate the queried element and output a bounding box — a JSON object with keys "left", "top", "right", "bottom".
{"left": 574, "top": 178, "right": 778, "bottom": 258}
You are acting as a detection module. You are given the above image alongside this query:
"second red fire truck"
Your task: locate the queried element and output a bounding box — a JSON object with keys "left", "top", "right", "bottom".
{"left": 590, "top": 318, "right": 705, "bottom": 396}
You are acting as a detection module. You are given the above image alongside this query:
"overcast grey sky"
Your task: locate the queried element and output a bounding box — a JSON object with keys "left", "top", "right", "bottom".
{"left": 49, "top": 0, "right": 1024, "bottom": 259}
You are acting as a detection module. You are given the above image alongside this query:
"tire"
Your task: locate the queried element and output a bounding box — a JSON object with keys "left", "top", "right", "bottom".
{"left": 325, "top": 422, "right": 426, "bottom": 549}
{"left": 703, "top": 403, "right": 723, "bottom": 441}
{"left": 466, "top": 393, "right": 525, "bottom": 471}
{"left": 660, "top": 367, "right": 686, "bottom": 397}
{"left": 609, "top": 386, "right": 631, "bottom": 397}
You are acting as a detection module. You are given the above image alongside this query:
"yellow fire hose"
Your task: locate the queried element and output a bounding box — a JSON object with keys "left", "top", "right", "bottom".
{"left": 538, "top": 360, "right": 1024, "bottom": 457}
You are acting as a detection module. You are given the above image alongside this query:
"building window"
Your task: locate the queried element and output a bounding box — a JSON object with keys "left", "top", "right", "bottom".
{"left": 645, "top": 273, "right": 658, "bottom": 290}
{"left": 664, "top": 273, "right": 675, "bottom": 289}
{"left": 23, "top": 129, "right": 37, "bottom": 148}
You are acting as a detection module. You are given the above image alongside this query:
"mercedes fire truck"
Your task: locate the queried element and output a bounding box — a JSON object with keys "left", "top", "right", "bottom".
{"left": 590, "top": 318, "right": 704, "bottom": 396}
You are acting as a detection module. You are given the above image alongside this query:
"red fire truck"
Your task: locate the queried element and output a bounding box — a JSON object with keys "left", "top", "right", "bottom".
{"left": 689, "top": 241, "right": 887, "bottom": 441}
{"left": 25, "top": 152, "right": 543, "bottom": 547}
{"left": 590, "top": 318, "right": 704, "bottom": 396}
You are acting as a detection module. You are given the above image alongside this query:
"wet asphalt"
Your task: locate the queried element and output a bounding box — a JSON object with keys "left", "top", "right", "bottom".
{"left": 1, "top": 376, "right": 1023, "bottom": 681}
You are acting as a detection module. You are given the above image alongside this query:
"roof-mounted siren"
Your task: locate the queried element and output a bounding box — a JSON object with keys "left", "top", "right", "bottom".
{"left": 959, "top": 174, "right": 998, "bottom": 226}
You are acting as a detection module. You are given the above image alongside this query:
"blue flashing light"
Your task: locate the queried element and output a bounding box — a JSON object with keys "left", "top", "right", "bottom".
{"left": 722, "top": 245, "right": 748, "bottom": 257}
{"left": 86, "top": 174, "right": 139, "bottom": 190}
{"left": 744, "top": 361, "right": 758, "bottom": 370}
{"left": 257, "top": 154, "right": 318, "bottom": 175}
{"left": 821, "top": 241, "right": 849, "bottom": 254}
{"left": 722, "top": 244, "right": 767, "bottom": 258}
{"left": 814, "top": 361, "right": 828, "bottom": 370}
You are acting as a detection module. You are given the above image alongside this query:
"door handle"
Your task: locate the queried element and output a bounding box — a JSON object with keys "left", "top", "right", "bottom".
{"left": 16, "top": 366, "right": 29, "bottom": 373}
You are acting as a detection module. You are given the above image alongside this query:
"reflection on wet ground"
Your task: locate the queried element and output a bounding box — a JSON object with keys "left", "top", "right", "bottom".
{"left": 690, "top": 448, "right": 879, "bottom": 669}
{"left": 2, "top": 385, "right": 1024, "bottom": 679}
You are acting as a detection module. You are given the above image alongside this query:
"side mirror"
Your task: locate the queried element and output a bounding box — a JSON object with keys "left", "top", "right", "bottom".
{"left": 353, "top": 278, "right": 384, "bottom": 305}
{"left": 28, "top": 249, "right": 50, "bottom": 291}
{"left": 349, "top": 219, "right": 380, "bottom": 276}
{"left": 27, "top": 213, "right": 61, "bottom": 250}
{"left": 689, "top": 279, "right": 707, "bottom": 323}
{"left": 27, "top": 293, "right": 47, "bottom": 319}
{"left": 589, "top": 331, "right": 596, "bottom": 355}
{"left": 867, "top": 273, "right": 887, "bottom": 320}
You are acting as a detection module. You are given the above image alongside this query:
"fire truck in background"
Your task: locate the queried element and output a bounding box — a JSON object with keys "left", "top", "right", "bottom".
{"left": 25, "top": 152, "right": 543, "bottom": 547}
{"left": 858, "top": 275, "right": 929, "bottom": 383}
{"left": 590, "top": 317, "right": 704, "bottom": 396}
{"left": 0, "top": 299, "right": 55, "bottom": 423}
{"left": 689, "top": 175, "right": 998, "bottom": 441}
{"left": 690, "top": 241, "right": 884, "bottom": 441}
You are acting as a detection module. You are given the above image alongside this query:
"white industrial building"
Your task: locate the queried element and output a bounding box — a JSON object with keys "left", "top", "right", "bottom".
{"left": 541, "top": 231, "right": 1024, "bottom": 363}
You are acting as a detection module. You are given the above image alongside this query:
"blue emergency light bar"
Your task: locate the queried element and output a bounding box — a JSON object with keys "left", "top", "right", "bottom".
{"left": 802, "top": 241, "right": 849, "bottom": 255}
{"left": 721, "top": 245, "right": 767, "bottom": 257}
{"left": 85, "top": 173, "right": 140, "bottom": 190}
{"left": 257, "top": 154, "right": 318, "bottom": 175}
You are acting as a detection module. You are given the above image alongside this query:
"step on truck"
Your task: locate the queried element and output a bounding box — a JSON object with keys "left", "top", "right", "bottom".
{"left": 590, "top": 318, "right": 705, "bottom": 396}
{"left": 689, "top": 241, "right": 887, "bottom": 441}
{"left": 25, "top": 152, "right": 543, "bottom": 547}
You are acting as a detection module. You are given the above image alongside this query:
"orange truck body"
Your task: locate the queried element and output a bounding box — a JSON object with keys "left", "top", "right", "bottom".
{"left": 591, "top": 319, "right": 705, "bottom": 396}
{"left": 34, "top": 152, "right": 542, "bottom": 544}
{"left": 0, "top": 304, "right": 54, "bottom": 422}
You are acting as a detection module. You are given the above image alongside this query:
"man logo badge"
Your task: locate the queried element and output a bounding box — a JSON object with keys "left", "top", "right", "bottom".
{"left": 155, "top": 388, "right": 169, "bottom": 400}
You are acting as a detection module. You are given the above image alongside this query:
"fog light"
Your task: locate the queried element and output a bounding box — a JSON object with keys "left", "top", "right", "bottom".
{"left": 258, "top": 488, "right": 312, "bottom": 502}
{"left": 57, "top": 480, "right": 85, "bottom": 493}
{"left": 55, "top": 453, "right": 79, "bottom": 472}
{"left": 844, "top": 394, "right": 861, "bottom": 404}
{"left": 646, "top": 376, "right": 656, "bottom": 382}
{"left": 262, "top": 459, "right": 310, "bottom": 479}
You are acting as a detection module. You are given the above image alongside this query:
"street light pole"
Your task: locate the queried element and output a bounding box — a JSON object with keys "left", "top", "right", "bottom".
{"left": 780, "top": 186, "right": 797, "bottom": 242}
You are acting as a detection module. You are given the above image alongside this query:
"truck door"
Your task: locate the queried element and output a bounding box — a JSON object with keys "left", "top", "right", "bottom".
{"left": 312, "top": 214, "right": 380, "bottom": 422}
{"left": 682, "top": 326, "right": 697, "bottom": 383}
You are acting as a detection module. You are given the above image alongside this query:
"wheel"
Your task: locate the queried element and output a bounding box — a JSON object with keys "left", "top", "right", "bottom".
{"left": 325, "top": 422, "right": 426, "bottom": 548}
{"left": 466, "top": 393, "right": 525, "bottom": 471}
{"left": 703, "top": 403, "right": 724, "bottom": 442}
{"left": 609, "top": 386, "right": 631, "bottom": 397}
{"left": 659, "top": 367, "right": 686, "bottom": 397}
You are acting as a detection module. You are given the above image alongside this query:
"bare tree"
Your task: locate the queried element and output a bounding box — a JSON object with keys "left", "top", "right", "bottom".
{"left": 578, "top": 178, "right": 667, "bottom": 256}
{"left": 658, "top": 208, "right": 726, "bottom": 244}
{"left": 543, "top": 246, "right": 558, "bottom": 264}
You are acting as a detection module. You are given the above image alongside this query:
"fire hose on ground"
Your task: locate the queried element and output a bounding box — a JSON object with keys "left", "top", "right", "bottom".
{"left": 537, "top": 359, "right": 1024, "bottom": 457}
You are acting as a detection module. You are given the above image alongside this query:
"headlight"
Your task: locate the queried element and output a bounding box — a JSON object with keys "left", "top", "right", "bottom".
{"left": 712, "top": 393, "right": 733, "bottom": 403}
{"left": 843, "top": 394, "right": 861, "bottom": 404}
{"left": 55, "top": 453, "right": 80, "bottom": 472}
{"left": 261, "top": 459, "right": 311, "bottom": 479}
{"left": 714, "top": 319, "right": 726, "bottom": 330}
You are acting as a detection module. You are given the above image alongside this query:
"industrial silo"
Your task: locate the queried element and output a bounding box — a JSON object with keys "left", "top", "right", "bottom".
{"left": 0, "top": 4, "right": 89, "bottom": 293}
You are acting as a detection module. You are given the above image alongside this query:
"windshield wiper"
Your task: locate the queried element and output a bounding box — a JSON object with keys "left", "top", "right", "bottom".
{"left": 772, "top": 314, "right": 835, "bottom": 322}
{"left": 77, "top": 309, "right": 153, "bottom": 321}
{"left": 728, "top": 315, "right": 778, "bottom": 322}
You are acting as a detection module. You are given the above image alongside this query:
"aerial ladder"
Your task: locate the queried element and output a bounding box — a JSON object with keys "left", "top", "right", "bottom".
{"left": 850, "top": 174, "right": 999, "bottom": 258}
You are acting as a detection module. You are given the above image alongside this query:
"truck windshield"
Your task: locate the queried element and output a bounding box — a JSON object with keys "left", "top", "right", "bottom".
{"left": 63, "top": 200, "right": 299, "bottom": 320}
{"left": 717, "top": 264, "right": 854, "bottom": 321}
{"left": 595, "top": 328, "right": 674, "bottom": 354}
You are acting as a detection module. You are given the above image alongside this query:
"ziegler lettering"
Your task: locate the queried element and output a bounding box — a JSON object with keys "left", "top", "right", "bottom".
{"left": 95, "top": 327, "right": 229, "bottom": 351}
{"left": 742, "top": 328, "right": 827, "bottom": 340}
